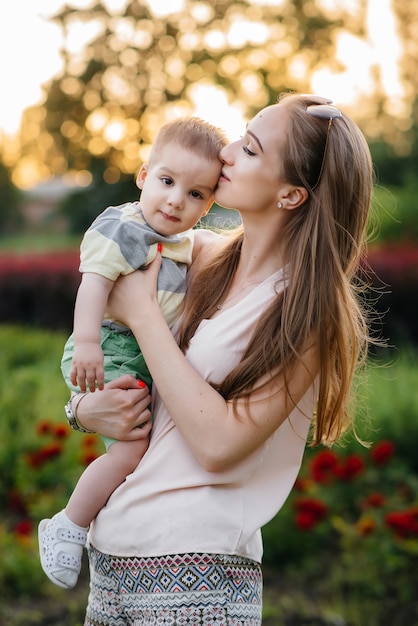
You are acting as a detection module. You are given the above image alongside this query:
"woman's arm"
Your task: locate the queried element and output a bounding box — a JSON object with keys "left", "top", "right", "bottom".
{"left": 107, "top": 256, "right": 319, "bottom": 472}
{"left": 74, "top": 374, "right": 153, "bottom": 441}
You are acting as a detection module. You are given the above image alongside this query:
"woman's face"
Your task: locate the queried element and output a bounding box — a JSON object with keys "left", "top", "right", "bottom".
{"left": 215, "top": 103, "right": 289, "bottom": 213}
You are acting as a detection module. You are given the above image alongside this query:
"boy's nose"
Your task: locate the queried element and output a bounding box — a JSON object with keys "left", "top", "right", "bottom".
{"left": 167, "top": 189, "right": 184, "bottom": 208}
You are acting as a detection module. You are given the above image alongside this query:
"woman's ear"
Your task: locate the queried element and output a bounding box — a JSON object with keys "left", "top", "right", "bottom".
{"left": 136, "top": 164, "right": 148, "bottom": 190}
{"left": 278, "top": 185, "right": 309, "bottom": 211}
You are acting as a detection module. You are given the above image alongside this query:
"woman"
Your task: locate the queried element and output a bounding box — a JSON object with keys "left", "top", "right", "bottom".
{"left": 71, "top": 93, "right": 374, "bottom": 625}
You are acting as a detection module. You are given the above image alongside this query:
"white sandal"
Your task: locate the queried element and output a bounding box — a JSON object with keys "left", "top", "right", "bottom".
{"left": 38, "top": 510, "right": 87, "bottom": 589}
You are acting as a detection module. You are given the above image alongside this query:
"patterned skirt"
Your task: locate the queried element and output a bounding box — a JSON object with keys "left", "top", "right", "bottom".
{"left": 85, "top": 545, "right": 263, "bottom": 625}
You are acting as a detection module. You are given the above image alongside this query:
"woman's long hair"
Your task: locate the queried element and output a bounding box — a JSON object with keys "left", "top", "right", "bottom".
{"left": 177, "top": 93, "right": 374, "bottom": 446}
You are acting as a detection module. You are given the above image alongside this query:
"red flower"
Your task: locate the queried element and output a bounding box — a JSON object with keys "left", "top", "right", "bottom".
{"left": 26, "top": 442, "right": 63, "bottom": 468}
{"left": 36, "top": 420, "right": 52, "bottom": 436}
{"left": 362, "top": 492, "right": 386, "bottom": 509}
{"left": 370, "top": 440, "right": 395, "bottom": 466}
{"left": 333, "top": 453, "right": 365, "bottom": 481}
{"left": 26, "top": 451, "right": 43, "bottom": 468}
{"left": 14, "top": 520, "right": 33, "bottom": 537}
{"left": 385, "top": 506, "right": 418, "bottom": 538}
{"left": 82, "top": 434, "right": 98, "bottom": 449}
{"left": 38, "top": 442, "right": 63, "bottom": 462}
{"left": 81, "top": 451, "right": 100, "bottom": 466}
{"left": 7, "top": 490, "right": 27, "bottom": 515}
{"left": 309, "top": 449, "right": 339, "bottom": 483}
{"left": 294, "top": 497, "right": 328, "bottom": 531}
{"left": 53, "top": 423, "right": 70, "bottom": 439}
{"left": 295, "top": 510, "right": 318, "bottom": 531}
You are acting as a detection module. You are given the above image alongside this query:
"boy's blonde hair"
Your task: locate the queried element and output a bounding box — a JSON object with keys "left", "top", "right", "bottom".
{"left": 148, "top": 118, "right": 227, "bottom": 166}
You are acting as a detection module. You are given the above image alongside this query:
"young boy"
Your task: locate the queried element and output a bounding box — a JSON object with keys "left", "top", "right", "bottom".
{"left": 38, "top": 117, "right": 227, "bottom": 590}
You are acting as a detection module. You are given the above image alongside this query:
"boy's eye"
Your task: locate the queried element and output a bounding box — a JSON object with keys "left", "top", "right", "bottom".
{"left": 162, "top": 177, "right": 173, "bottom": 186}
{"left": 190, "top": 190, "right": 203, "bottom": 199}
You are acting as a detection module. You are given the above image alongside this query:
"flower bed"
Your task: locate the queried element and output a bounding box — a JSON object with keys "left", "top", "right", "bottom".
{"left": 0, "top": 243, "right": 416, "bottom": 343}
{"left": 365, "top": 243, "right": 418, "bottom": 344}
{"left": 0, "top": 250, "right": 80, "bottom": 330}
{"left": 262, "top": 439, "right": 418, "bottom": 624}
{"left": 0, "top": 325, "right": 417, "bottom": 624}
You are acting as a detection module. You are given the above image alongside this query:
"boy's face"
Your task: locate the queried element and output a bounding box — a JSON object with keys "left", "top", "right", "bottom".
{"left": 136, "top": 143, "right": 222, "bottom": 236}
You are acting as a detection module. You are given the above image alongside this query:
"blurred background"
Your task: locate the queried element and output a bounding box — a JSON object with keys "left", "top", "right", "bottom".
{"left": 0, "top": 0, "right": 417, "bottom": 341}
{"left": 0, "top": 1, "right": 417, "bottom": 625}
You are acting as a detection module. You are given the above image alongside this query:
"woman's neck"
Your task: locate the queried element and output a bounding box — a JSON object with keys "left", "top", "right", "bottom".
{"left": 212, "top": 235, "right": 283, "bottom": 315}
{"left": 234, "top": 228, "right": 284, "bottom": 285}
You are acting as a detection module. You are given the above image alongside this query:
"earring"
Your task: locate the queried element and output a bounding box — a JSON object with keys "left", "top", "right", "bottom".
{"left": 277, "top": 202, "right": 283, "bottom": 209}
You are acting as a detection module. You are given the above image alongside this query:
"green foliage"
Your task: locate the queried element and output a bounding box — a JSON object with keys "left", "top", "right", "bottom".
{"left": 0, "top": 160, "right": 23, "bottom": 234}
{"left": 0, "top": 528, "right": 47, "bottom": 598}
{"left": 0, "top": 326, "right": 82, "bottom": 511}
{"left": 262, "top": 351, "right": 418, "bottom": 624}
{"left": 263, "top": 442, "right": 418, "bottom": 623}
{"left": 0, "top": 233, "right": 81, "bottom": 253}
{"left": 0, "top": 325, "right": 101, "bottom": 602}
{"left": 359, "top": 351, "right": 418, "bottom": 469}
{"left": 372, "top": 184, "right": 418, "bottom": 243}
{"left": 58, "top": 172, "right": 138, "bottom": 234}
{"left": 370, "top": 136, "right": 418, "bottom": 188}
{"left": 368, "top": 129, "right": 418, "bottom": 245}
{"left": 0, "top": 326, "right": 417, "bottom": 625}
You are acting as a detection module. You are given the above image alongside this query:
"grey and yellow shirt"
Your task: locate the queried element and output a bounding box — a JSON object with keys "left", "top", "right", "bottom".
{"left": 80, "top": 201, "right": 194, "bottom": 328}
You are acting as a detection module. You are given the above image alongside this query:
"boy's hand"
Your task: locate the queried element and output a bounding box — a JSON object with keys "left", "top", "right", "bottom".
{"left": 70, "top": 343, "right": 105, "bottom": 392}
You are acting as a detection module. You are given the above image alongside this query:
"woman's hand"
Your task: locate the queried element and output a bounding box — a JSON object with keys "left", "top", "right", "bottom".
{"left": 107, "top": 252, "right": 162, "bottom": 329}
{"left": 75, "top": 374, "right": 152, "bottom": 441}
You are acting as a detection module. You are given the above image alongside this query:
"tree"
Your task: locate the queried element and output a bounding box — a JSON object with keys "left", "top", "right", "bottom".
{"left": 0, "top": 159, "right": 23, "bottom": 234}
{"left": 18, "top": 0, "right": 369, "bottom": 183}
{"left": 365, "top": 2, "right": 418, "bottom": 184}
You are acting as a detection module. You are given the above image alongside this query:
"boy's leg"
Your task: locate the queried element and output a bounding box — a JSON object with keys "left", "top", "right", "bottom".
{"left": 38, "top": 511, "right": 87, "bottom": 590}
{"left": 66, "top": 438, "right": 149, "bottom": 527}
{"left": 44, "top": 327, "right": 151, "bottom": 590}
{"left": 38, "top": 438, "right": 148, "bottom": 590}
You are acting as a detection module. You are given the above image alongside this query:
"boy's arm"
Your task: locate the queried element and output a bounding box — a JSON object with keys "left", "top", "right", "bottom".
{"left": 70, "top": 272, "right": 114, "bottom": 392}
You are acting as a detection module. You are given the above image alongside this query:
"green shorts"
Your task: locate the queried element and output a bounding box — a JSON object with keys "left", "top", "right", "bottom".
{"left": 61, "top": 323, "right": 153, "bottom": 449}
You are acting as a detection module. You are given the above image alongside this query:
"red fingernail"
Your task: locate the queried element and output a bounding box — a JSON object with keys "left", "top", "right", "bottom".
{"left": 137, "top": 380, "right": 146, "bottom": 388}
{"left": 157, "top": 243, "right": 162, "bottom": 253}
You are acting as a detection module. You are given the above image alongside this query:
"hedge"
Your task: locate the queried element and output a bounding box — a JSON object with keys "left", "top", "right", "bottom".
{"left": 0, "top": 244, "right": 417, "bottom": 345}
{"left": 0, "top": 251, "right": 79, "bottom": 331}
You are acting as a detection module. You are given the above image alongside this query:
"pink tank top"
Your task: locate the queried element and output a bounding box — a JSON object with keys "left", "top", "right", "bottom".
{"left": 89, "top": 267, "right": 316, "bottom": 560}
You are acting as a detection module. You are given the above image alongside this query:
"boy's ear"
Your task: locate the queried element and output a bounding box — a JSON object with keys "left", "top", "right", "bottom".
{"left": 202, "top": 196, "right": 214, "bottom": 216}
{"left": 136, "top": 164, "right": 148, "bottom": 190}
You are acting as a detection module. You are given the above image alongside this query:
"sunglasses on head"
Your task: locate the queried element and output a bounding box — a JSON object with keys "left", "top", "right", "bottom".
{"left": 303, "top": 97, "right": 343, "bottom": 191}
